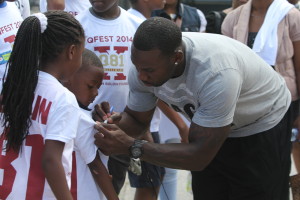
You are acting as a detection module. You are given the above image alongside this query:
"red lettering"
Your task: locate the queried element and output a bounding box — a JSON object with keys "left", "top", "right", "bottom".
{"left": 31, "top": 95, "right": 52, "bottom": 125}
{"left": 94, "top": 46, "right": 110, "bottom": 54}
{"left": 114, "top": 46, "right": 128, "bottom": 54}
{"left": 25, "top": 134, "right": 45, "bottom": 200}
{"left": 104, "top": 72, "right": 111, "bottom": 80}
{"left": 114, "top": 73, "right": 126, "bottom": 80}
{"left": 0, "top": 134, "right": 46, "bottom": 199}
{"left": 4, "top": 35, "right": 16, "bottom": 44}
{"left": 70, "top": 152, "right": 77, "bottom": 200}
{"left": 0, "top": 133, "right": 18, "bottom": 199}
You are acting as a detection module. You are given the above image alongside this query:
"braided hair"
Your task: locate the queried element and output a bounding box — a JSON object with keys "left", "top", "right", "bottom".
{"left": 1, "top": 10, "right": 85, "bottom": 152}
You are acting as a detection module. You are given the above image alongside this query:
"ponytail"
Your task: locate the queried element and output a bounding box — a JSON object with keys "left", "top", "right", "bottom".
{"left": 1, "top": 11, "right": 84, "bottom": 152}
{"left": 2, "top": 16, "right": 42, "bottom": 152}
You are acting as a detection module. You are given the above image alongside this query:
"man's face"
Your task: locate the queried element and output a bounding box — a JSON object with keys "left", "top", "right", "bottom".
{"left": 89, "top": 0, "right": 118, "bottom": 13}
{"left": 131, "top": 46, "right": 176, "bottom": 87}
{"left": 148, "top": 0, "right": 166, "bottom": 10}
{"left": 233, "top": 0, "right": 248, "bottom": 9}
{"left": 288, "top": 0, "right": 299, "bottom": 4}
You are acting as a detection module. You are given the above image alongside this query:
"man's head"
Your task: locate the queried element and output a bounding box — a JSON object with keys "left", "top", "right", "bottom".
{"left": 132, "top": 17, "right": 183, "bottom": 87}
{"left": 288, "top": 0, "right": 299, "bottom": 5}
{"left": 89, "top": 0, "right": 119, "bottom": 16}
{"left": 65, "top": 49, "right": 104, "bottom": 107}
{"left": 129, "top": 0, "right": 166, "bottom": 11}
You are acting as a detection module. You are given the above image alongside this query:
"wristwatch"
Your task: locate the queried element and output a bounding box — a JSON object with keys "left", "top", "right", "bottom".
{"left": 129, "top": 140, "right": 148, "bottom": 159}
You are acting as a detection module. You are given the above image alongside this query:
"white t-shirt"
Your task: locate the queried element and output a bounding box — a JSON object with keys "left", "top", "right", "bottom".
{"left": 15, "top": 0, "right": 30, "bottom": 19}
{"left": 0, "top": 2, "right": 23, "bottom": 84}
{"left": 71, "top": 108, "right": 108, "bottom": 200}
{"left": 127, "top": 32, "right": 291, "bottom": 138}
{"left": 127, "top": 8, "right": 146, "bottom": 21}
{"left": 126, "top": 8, "right": 162, "bottom": 133}
{"left": 40, "top": 0, "right": 90, "bottom": 16}
{"left": 76, "top": 8, "right": 142, "bottom": 113}
{"left": 0, "top": 71, "right": 81, "bottom": 199}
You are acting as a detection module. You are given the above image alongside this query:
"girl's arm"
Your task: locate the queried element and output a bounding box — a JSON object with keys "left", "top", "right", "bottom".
{"left": 157, "top": 99, "right": 189, "bottom": 143}
{"left": 88, "top": 153, "right": 119, "bottom": 200}
{"left": 42, "top": 140, "right": 73, "bottom": 200}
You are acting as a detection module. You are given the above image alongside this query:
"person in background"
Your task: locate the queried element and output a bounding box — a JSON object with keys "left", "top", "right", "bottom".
{"left": 152, "top": 0, "right": 207, "bottom": 32}
{"left": 15, "top": 0, "right": 30, "bottom": 18}
{"left": 40, "top": 0, "right": 90, "bottom": 16}
{"left": 0, "top": 0, "right": 23, "bottom": 86}
{"left": 205, "top": 0, "right": 248, "bottom": 34}
{"left": 222, "top": 0, "right": 300, "bottom": 199}
{"left": 288, "top": 0, "right": 300, "bottom": 9}
{"left": 76, "top": 0, "right": 142, "bottom": 194}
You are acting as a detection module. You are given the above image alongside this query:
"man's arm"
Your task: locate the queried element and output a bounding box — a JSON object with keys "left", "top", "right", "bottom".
{"left": 94, "top": 106, "right": 230, "bottom": 171}
{"left": 47, "top": 0, "right": 65, "bottom": 10}
{"left": 142, "top": 123, "right": 230, "bottom": 170}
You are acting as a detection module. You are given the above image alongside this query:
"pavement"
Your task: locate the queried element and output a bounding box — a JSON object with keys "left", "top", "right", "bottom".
{"left": 119, "top": 158, "right": 298, "bottom": 200}
{"left": 119, "top": 169, "right": 193, "bottom": 200}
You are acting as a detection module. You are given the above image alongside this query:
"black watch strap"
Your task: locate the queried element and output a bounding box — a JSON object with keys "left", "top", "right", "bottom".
{"left": 129, "top": 139, "right": 148, "bottom": 159}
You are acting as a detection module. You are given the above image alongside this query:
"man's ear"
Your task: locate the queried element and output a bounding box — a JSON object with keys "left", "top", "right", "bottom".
{"left": 174, "top": 49, "right": 184, "bottom": 64}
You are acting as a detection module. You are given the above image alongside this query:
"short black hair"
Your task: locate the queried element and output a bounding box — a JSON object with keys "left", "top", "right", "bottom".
{"left": 129, "top": 0, "right": 138, "bottom": 4}
{"left": 133, "top": 17, "right": 182, "bottom": 55}
{"left": 81, "top": 48, "right": 103, "bottom": 70}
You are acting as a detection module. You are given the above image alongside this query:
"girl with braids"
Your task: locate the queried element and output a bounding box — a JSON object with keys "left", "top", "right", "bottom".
{"left": 0, "top": 11, "right": 118, "bottom": 200}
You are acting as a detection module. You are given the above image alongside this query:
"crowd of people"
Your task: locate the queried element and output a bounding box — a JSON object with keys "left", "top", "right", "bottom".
{"left": 0, "top": 0, "right": 300, "bottom": 200}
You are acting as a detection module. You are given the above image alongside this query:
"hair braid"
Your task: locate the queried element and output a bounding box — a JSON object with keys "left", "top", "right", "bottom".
{"left": 1, "top": 11, "right": 84, "bottom": 152}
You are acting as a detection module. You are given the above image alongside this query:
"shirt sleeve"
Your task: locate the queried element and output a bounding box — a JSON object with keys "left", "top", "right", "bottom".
{"left": 192, "top": 69, "right": 242, "bottom": 128}
{"left": 127, "top": 67, "right": 158, "bottom": 112}
{"left": 45, "top": 103, "right": 80, "bottom": 143}
{"left": 74, "top": 112, "right": 98, "bottom": 165}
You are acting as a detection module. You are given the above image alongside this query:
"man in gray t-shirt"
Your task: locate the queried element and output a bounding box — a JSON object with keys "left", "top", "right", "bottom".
{"left": 94, "top": 17, "right": 292, "bottom": 200}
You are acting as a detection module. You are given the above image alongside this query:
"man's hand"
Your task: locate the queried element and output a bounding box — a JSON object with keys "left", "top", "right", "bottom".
{"left": 92, "top": 102, "right": 121, "bottom": 123}
{"left": 94, "top": 122, "right": 134, "bottom": 155}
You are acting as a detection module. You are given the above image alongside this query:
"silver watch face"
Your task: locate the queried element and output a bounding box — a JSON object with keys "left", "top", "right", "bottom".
{"left": 131, "top": 147, "right": 142, "bottom": 158}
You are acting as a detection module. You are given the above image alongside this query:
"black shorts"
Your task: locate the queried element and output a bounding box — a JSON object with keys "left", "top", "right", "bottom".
{"left": 108, "top": 154, "right": 130, "bottom": 194}
{"left": 191, "top": 110, "right": 292, "bottom": 200}
{"left": 128, "top": 132, "right": 165, "bottom": 188}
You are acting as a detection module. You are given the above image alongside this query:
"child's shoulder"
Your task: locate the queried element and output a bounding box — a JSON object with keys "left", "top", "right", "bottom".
{"left": 120, "top": 7, "right": 143, "bottom": 26}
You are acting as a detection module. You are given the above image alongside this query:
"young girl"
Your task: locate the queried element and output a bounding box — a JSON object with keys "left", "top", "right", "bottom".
{"left": 0, "top": 11, "right": 118, "bottom": 200}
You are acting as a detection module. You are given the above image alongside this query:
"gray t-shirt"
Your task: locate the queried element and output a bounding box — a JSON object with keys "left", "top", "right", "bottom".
{"left": 127, "top": 32, "right": 291, "bottom": 137}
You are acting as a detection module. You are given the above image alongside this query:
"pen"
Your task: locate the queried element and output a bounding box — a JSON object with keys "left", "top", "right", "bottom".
{"left": 103, "top": 106, "right": 114, "bottom": 124}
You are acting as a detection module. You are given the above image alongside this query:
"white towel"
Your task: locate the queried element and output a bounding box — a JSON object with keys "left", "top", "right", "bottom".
{"left": 252, "top": 0, "right": 294, "bottom": 66}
